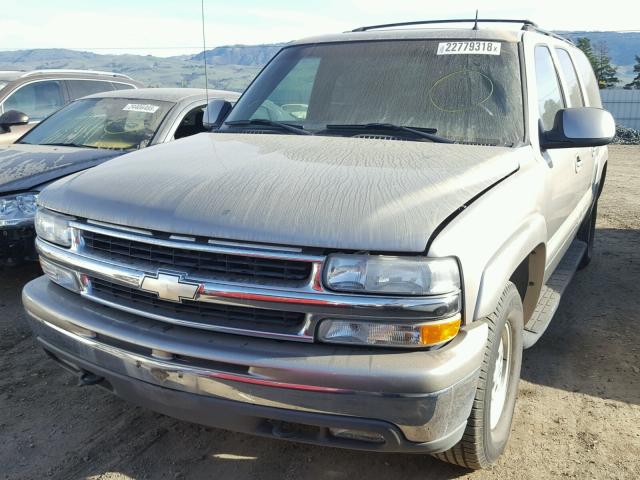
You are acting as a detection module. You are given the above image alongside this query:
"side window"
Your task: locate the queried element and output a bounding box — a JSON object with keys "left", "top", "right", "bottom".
{"left": 67, "top": 80, "right": 114, "bottom": 100}
{"left": 534, "top": 46, "right": 566, "bottom": 131}
{"left": 573, "top": 51, "right": 602, "bottom": 108}
{"left": 174, "top": 105, "right": 207, "bottom": 140}
{"left": 251, "top": 57, "right": 320, "bottom": 121}
{"left": 111, "top": 82, "right": 136, "bottom": 91}
{"left": 2, "top": 80, "right": 64, "bottom": 121}
{"left": 555, "top": 49, "right": 584, "bottom": 107}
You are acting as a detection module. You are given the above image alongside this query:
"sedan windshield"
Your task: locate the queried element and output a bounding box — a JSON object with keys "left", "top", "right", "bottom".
{"left": 224, "top": 40, "right": 524, "bottom": 146}
{"left": 19, "top": 98, "right": 173, "bottom": 150}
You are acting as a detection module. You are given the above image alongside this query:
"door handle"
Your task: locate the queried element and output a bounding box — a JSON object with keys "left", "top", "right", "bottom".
{"left": 575, "top": 155, "right": 583, "bottom": 171}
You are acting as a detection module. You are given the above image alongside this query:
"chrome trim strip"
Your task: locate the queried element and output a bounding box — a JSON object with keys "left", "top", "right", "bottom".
{"left": 86, "top": 219, "right": 152, "bottom": 236}
{"left": 70, "top": 221, "right": 319, "bottom": 261}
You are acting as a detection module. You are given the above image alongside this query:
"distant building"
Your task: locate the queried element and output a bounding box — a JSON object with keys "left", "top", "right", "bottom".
{"left": 601, "top": 89, "right": 640, "bottom": 130}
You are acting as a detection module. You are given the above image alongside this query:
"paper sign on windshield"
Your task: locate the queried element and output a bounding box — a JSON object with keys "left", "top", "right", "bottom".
{"left": 437, "top": 41, "right": 501, "bottom": 55}
{"left": 123, "top": 103, "right": 160, "bottom": 113}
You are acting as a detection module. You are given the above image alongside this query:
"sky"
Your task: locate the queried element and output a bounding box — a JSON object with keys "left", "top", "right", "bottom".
{"left": 2, "top": 0, "right": 639, "bottom": 57}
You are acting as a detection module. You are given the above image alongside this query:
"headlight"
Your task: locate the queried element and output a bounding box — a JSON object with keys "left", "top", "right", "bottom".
{"left": 34, "top": 208, "right": 74, "bottom": 247}
{"left": 0, "top": 193, "right": 38, "bottom": 227}
{"left": 318, "top": 314, "right": 461, "bottom": 348}
{"left": 323, "top": 254, "right": 460, "bottom": 296}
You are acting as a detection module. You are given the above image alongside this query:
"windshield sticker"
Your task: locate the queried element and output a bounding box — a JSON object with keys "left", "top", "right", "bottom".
{"left": 122, "top": 103, "right": 160, "bottom": 114}
{"left": 437, "top": 41, "right": 501, "bottom": 56}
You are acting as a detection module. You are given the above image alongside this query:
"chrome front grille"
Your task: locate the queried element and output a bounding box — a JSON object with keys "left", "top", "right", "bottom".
{"left": 89, "top": 276, "right": 306, "bottom": 334}
{"left": 35, "top": 219, "right": 462, "bottom": 343}
{"left": 82, "top": 229, "right": 313, "bottom": 283}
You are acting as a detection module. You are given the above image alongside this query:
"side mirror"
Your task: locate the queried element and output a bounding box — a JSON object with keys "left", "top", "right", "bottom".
{"left": 0, "top": 110, "right": 29, "bottom": 132}
{"left": 541, "top": 107, "right": 615, "bottom": 149}
{"left": 202, "top": 99, "right": 233, "bottom": 130}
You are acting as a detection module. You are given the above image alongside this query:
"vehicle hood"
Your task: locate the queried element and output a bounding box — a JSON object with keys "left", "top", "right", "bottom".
{"left": 0, "top": 144, "right": 123, "bottom": 194}
{"left": 39, "top": 133, "right": 521, "bottom": 252}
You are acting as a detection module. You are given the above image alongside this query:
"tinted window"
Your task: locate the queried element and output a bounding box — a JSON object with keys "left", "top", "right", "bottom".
{"left": 20, "top": 97, "right": 173, "bottom": 150}
{"left": 111, "top": 82, "right": 136, "bottom": 91}
{"left": 67, "top": 80, "right": 114, "bottom": 99}
{"left": 227, "top": 40, "right": 525, "bottom": 146}
{"left": 174, "top": 105, "right": 207, "bottom": 139}
{"left": 534, "top": 46, "right": 565, "bottom": 130}
{"left": 555, "top": 49, "right": 584, "bottom": 107}
{"left": 573, "top": 50, "right": 602, "bottom": 107}
{"left": 3, "top": 80, "right": 64, "bottom": 120}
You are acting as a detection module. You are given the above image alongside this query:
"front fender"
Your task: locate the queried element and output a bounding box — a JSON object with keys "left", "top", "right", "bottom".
{"left": 428, "top": 151, "right": 546, "bottom": 323}
{"left": 474, "top": 214, "right": 546, "bottom": 320}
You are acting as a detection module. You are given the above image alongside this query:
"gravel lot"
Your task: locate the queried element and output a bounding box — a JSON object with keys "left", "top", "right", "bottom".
{"left": 1, "top": 145, "right": 639, "bottom": 480}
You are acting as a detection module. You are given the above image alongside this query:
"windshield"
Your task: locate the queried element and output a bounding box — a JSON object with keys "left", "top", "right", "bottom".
{"left": 19, "top": 97, "right": 173, "bottom": 150}
{"left": 225, "top": 40, "right": 524, "bottom": 146}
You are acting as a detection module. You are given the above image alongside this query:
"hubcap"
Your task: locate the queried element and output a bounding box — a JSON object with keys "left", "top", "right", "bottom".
{"left": 490, "top": 321, "right": 512, "bottom": 430}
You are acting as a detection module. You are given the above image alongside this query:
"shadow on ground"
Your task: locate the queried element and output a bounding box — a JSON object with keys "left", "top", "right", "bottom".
{"left": 521, "top": 228, "right": 640, "bottom": 406}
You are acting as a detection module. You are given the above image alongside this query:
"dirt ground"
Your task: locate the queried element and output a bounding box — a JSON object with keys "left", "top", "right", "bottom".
{"left": 1, "top": 145, "right": 639, "bottom": 480}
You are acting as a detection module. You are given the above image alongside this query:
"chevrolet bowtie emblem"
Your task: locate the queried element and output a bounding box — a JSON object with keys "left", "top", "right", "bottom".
{"left": 140, "top": 272, "right": 201, "bottom": 303}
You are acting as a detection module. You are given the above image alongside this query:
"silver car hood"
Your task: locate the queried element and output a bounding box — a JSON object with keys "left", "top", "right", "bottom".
{"left": 39, "top": 133, "right": 520, "bottom": 252}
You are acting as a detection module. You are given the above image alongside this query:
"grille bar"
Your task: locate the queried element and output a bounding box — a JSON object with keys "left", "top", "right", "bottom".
{"left": 89, "top": 277, "right": 306, "bottom": 333}
{"left": 81, "top": 230, "right": 313, "bottom": 283}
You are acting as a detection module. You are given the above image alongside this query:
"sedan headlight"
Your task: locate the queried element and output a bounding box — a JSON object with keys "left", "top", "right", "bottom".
{"left": 0, "top": 193, "right": 38, "bottom": 227}
{"left": 323, "top": 254, "right": 460, "bottom": 296}
{"left": 34, "top": 208, "right": 74, "bottom": 247}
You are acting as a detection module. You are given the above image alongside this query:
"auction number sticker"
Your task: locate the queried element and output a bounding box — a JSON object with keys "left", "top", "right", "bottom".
{"left": 437, "top": 41, "right": 501, "bottom": 55}
{"left": 123, "top": 103, "right": 160, "bottom": 113}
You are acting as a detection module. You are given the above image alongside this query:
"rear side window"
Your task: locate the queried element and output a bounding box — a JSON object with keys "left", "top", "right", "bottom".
{"left": 67, "top": 80, "right": 114, "bottom": 99}
{"left": 2, "top": 80, "right": 65, "bottom": 121}
{"left": 111, "top": 82, "right": 136, "bottom": 91}
{"left": 555, "top": 49, "right": 584, "bottom": 107}
{"left": 534, "top": 46, "right": 565, "bottom": 130}
{"left": 572, "top": 50, "right": 602, "bottom": 108}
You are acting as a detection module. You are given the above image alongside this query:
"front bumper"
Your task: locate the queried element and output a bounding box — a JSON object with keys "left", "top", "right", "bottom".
{"left": 23, "top": 276, "right": 487, "bottom": 452}
{"left": 0, "top": 225, "right": 36, "bottom": 266}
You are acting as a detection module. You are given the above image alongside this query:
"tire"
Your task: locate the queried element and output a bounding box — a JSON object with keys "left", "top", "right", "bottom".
{"left": 434, "top": 282, "right": 523, "bottom": 469}
{"left": 577, "top": 200, "right": 598, "bottom": 269}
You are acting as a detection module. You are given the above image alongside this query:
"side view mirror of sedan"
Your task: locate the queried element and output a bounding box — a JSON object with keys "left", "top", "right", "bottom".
{"left": 540, "top": 107, "right": 615, "bottom": 149}
{"left": 0, "top": 110, "right": 29, "bottom": 133}
{"left": 203, "top": 99, "right": 233, "bottom": 130}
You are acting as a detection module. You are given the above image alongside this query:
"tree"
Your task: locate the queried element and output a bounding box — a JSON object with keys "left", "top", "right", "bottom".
{"left": 625, "top": 55, "right": 640, "bottom": 89}
{"left": 576, "top": 37, "right": 619, "bottom": 89}
{"left": 593, "top": 41, "right": 619, "bottom": 89}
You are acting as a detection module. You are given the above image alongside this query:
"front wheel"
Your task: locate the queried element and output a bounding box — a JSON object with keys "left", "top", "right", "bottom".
{"left": 434, "top": 282, "right": 523, "bottom": 469}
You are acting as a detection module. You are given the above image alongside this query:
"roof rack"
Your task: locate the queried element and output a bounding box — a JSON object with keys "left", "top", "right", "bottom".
{"left": 350, "top": 18, "right": 573, "bottom": 45}
{"left": 351, "top": 18, "right": 538, "bottom": 32}
{"left": 521, "top": 24, "right": 574, "bottom": 45}
{"left": 20, "top": 69, "right": 133, "bottom": 80}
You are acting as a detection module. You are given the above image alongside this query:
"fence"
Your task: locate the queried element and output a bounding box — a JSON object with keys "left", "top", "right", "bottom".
{"left": 601, "top": 89, "right": 640, "bottom": 130}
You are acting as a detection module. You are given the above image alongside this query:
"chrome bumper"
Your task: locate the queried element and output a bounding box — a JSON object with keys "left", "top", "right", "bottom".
{"left": 23, "top": 277, "right": 486, "bottom": 446}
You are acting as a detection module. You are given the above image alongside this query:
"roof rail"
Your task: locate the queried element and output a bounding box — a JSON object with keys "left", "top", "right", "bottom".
{"left": 20, "top": 69, "right": 133, "bottom": 80}
{"left": 521, "top": 25, "right": 574, "bottom": 45}
{"left": 351, "top": 18, "right": 538, "bottom": 32}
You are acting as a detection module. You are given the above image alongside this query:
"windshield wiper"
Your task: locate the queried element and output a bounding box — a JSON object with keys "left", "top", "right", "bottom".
{"left": 224, "top": 119, "right": 313, "bottom": 136}
{"left": 323, "top": 123, "right": 453, "bottom": 143}
{"left": 38, "top": 142, "right": 101, "bottom": 149}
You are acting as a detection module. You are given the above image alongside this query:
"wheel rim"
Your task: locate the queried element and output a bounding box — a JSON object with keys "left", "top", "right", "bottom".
{"left": 490, "top": 321, "right": 512, "bottom": 430}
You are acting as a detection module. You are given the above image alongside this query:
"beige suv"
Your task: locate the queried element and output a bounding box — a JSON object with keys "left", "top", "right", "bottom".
{"left": 0, "top": 70, "right": 142, "bottom": 144}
